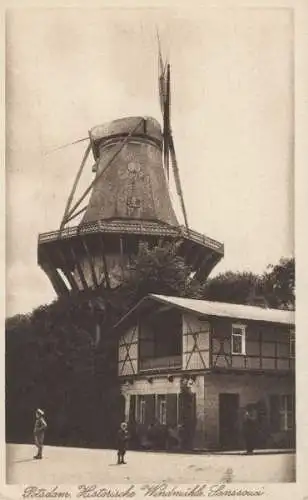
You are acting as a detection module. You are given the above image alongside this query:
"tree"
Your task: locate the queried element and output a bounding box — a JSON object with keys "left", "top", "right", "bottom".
{"left": 262, "top": 258, "right": 295, "bottom": 309}
{"left": 200, "top": 257, "right": 295, "bottom": 310}
{"left": 201, "top": 271, "right": 264, "bottom": 305}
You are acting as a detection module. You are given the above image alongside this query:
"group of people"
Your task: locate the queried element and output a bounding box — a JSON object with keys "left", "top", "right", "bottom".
{"left": 32, "top": 406, "right": 258, "bottom": 463}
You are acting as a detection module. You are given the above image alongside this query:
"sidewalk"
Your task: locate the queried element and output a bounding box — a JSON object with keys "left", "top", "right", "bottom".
{"left": 6, "top": 443, "right": 296, "bottom": 484}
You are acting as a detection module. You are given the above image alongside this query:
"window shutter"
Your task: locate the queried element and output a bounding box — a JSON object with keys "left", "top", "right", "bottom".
{"left": 191, "top": 393, "right": 196, "bottom": 426}
{"left": 178, "top": 392, "right": 185, "bottom": 425}
{"left": 118, "top": 395, "right": 125, "bottom": 422}
{"left": 129, "top": 395, "right": 136, "bottom": 424}
{"left": 292, "top": 394, "right": 296, "bottom": 431}
{"left": 144, "top": 394, "right": 155, "bottom": 425}
{"left": 269, "top": 395, "right": 280, "bottom": 431}
{"left": 166, "top": 394, "right": 178, "bottom": 426}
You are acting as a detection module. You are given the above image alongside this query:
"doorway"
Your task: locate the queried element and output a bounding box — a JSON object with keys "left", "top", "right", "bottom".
{"left": 219, "top": 393, "right": 240, "bottom": 450}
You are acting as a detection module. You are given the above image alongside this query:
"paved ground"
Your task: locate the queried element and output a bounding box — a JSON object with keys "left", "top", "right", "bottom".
{"left": 6, "top": 444, "right": 296, "bottom": 484}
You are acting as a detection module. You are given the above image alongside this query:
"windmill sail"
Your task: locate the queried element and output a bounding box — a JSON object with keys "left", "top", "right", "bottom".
{"left": 157, "top": 38, "right": 189, "bottom": 228}
{"left": 169, "top": 132, "right": 189, "bottom": 229}
{"left": 157, "top": 32, "right": 167, "bottom": 114}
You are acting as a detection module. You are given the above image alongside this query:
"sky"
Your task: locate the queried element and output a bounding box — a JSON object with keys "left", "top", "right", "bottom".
{"left": 6, "top": 6, "right": 294, "bottom": 317}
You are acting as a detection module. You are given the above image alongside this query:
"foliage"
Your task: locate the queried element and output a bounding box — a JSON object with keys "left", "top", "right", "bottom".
{"left": 202, "top": 258, "right": 295, "bottom": 310}
{"left": 262, "top": 258, "right": 295, "bottom": 309}
{"left": 201, "top": 271, "right": 263, "bottom": 306}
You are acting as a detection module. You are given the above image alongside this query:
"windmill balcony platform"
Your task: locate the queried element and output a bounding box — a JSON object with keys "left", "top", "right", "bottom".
{"left": 38, "top": 219, "right": 224, "bottom": 253}
{"left": 139, "top": 355, "right": 182, "bottom": 372}
{"left": 37, "top": 218, "right": 224, "bottom": 294}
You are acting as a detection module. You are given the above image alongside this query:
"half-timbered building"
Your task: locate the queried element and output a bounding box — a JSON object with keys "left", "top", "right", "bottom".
{"left": 115, "top": 294, "right": 295, "bottom": 451}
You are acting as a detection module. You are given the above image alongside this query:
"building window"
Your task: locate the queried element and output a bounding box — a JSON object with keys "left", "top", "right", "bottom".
{"left": 232, "top": 324, "right": 246, "bottom": 355}
{"left": 138, "top": 396, "right": 146, "bottom": 425}
{"left": 290, "top": 329, "right": 295, "bottom": 358}
{"left": 157, "top": 395, "right": 167, "bottom": 425}
{"left": 270, "top": 394, "right": 294, "bottom": 432}
{"left": 280, "top": 395, "right": 293, "bottom": 431}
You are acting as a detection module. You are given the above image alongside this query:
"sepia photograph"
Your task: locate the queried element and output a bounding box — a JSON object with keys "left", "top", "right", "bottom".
{"left": 4, "top": 3, "right": 299, "bottom": 489}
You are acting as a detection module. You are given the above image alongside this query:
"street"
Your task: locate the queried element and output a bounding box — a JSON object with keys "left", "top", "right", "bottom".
{"left": 6, "top": 444, "right": 295, "bottom": 484}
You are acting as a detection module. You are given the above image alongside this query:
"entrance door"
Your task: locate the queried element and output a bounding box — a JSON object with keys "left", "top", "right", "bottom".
{"left": 219, "top": 393, "right": 240, "bottom": 450}
{"left": 179, "top": 392, "right": 196, "bottom": 449}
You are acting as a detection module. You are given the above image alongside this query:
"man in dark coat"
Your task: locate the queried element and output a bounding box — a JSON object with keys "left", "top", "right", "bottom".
{"left": 243, "top": 408, "right": 258, "bottom": 454}
{"left": 117, "top": 422, "right": 129, "bottom": 464}
{"left": 33, "top": 409, "right": 47, "bottom": 459}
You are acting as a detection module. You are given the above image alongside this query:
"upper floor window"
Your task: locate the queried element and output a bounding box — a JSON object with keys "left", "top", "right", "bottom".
{"left": 232, "top": 324, "right": 246, "bottom": 355}
{"left": 290, "top": 329, "right": 295, "bottom": 358}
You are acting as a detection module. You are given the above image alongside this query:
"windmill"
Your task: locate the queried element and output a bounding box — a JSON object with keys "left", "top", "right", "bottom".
{"left": 37, "top": 40, "right": 224, "bottom": 296}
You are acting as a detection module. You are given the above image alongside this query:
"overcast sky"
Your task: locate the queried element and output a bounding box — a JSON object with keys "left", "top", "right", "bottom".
{"left": 6, "top": 7, "right": 294, "bottom": 317}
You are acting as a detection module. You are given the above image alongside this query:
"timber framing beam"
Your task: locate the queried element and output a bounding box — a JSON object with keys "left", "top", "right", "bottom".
{"left": 40, "top": 246, "right": 69, "bottom": 295}
{"left": 99, "top": 235, "right": 110, "bottom": 289}
{"left": 81, "top": 237, "right": 99, "bottom": 288}
{"left": 69, "top": 245, "right": 89, "bottom": 290}
{"left": 55, "top": 246, "right": 79, "bottom": 292}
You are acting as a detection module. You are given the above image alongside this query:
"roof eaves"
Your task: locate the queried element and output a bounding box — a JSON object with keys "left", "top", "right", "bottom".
{"left": 112, "top": 295, "right": 155, "bottom": 331}
{"left": 148, "top": 294, "right": 294, "bottom": 325}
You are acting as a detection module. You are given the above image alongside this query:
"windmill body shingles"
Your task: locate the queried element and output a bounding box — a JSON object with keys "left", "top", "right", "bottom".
{"left": 82, "top": 116, "right": 178, "bottom": 226}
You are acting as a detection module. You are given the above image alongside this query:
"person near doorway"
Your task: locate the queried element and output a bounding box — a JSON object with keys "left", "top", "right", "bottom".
{"left": 33, "top": 408, "right": 47, "bottom": 459}
{"left": 166, "top": 425, "right": 181, "bottom": 450}
{"left": 243, "top": 407, "right": 258, "bottom": 454}
{"left": 116, "top": 422, "right": 129, "bottom": 464}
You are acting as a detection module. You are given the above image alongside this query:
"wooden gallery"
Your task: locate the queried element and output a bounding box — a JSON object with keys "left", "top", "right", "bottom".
{"left": 116, "top": 294, "right": 295, "bottom": 451}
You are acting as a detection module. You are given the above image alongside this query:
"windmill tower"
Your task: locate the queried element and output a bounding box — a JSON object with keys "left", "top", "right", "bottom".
{"left": 37, "top": 47, "right": 224, "bottom": 295}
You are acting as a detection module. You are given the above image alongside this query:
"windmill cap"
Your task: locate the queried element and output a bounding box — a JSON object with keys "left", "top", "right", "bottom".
{"left": 89, "top": 116, "right": 162, "bottom": 148}
{"left": 36, "top": 408, "right": 44, "bottom": 416}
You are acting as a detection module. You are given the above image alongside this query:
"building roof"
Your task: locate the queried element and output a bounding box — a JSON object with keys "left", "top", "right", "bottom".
{"left": 114, "top": 294, "right": 294, "bottom": 331}
{"left": 150, "top": 295, "right": 295, "bottom": 325}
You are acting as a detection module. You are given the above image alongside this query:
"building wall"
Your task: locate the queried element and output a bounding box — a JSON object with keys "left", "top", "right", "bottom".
{"left": 118, "top": 324, "right": 139, "bottom": 376}
{"left": 120, "top": 371, "right": 294, "bottom": 450}
{"left": 120, "top": 373, "right": 207, "bottom": 448}
{"left": 182, "top": 314, "right": 210, "bottom": 370}
{"left": 203, "top": 372, "right": 295, "bottom": 449}
{"left": 211, "top": 317, "right": 294, "bottom": 371}
{"left": 118, "top": 313, "right": 294, "bottom": 377}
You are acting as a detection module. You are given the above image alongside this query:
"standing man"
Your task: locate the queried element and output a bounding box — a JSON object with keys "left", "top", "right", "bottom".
{"left": 33, "top": 409, "right": 47, "bottom": 459}
{"left": 116, "top": 422, "right": 129, "bottom": 464}
{"left": 243, "top": 407, "right": 258, "bottom": 454}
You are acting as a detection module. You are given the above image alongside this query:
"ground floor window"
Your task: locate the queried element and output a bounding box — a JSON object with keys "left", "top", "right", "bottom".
{"left": 157, "top": 395, "right": 167, "bottom": 425}
{"left": 138, "top": 396, "right": 146, "bottom": 425}
{"left": 134, "top": 393, "right": 182, "bottom": 427}
{"left": 289, "top": 329, "right": 295, "bottom": 358}
{"left": 131, "top": 392, "right": 196, "bottom": 450}
{"left": 270, "top": 394, "right": 294, "bottom": 431}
